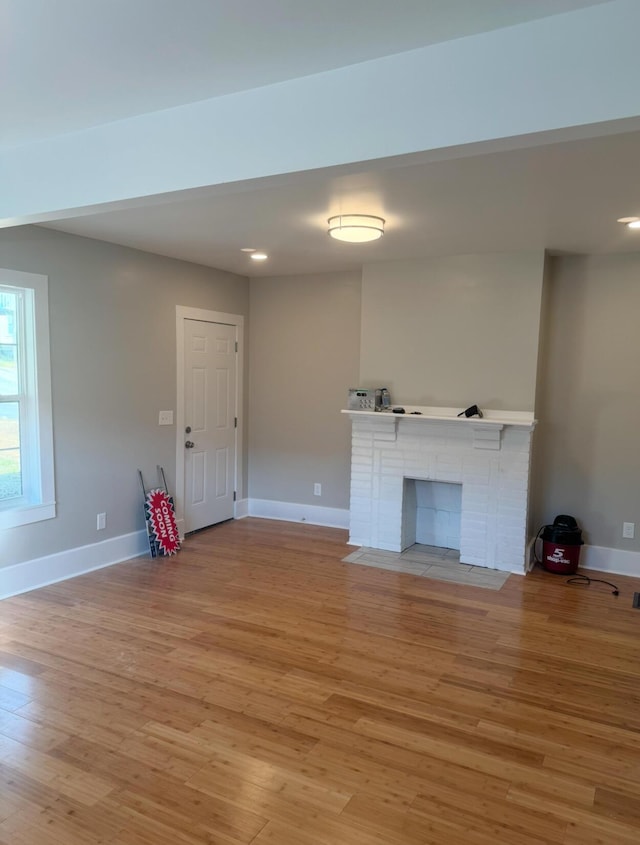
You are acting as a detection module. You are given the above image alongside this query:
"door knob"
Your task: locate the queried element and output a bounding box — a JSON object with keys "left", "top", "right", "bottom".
{"left": 185, "top": 440, "right": 194, "bottom": 448}
{"left": 185, "top": 426, "right": 191, "bottom": 433}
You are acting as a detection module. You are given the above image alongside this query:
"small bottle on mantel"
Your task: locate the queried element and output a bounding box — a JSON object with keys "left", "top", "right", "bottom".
{"left": 381, "top": 388, "right": 391, "bottom": 409}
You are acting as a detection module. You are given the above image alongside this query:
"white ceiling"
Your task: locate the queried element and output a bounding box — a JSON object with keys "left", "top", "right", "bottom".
{"left": 1, "top": 0, "right": 607, "bottom": 149}
{"left": 41, "top": 128, "right": 640, "bottom": 276}
{"left": 8, "top": 0, "right": 640, "bottom": 277}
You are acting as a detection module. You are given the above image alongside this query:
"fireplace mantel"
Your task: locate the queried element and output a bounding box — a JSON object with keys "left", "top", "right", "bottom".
{"left": 342, "top": 407, "right": 537, "bottom": 573}
{"left": 341, "top": 407, "right": 535, "bottom": 451}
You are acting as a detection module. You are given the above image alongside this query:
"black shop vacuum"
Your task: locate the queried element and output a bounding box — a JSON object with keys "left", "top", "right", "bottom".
{"left": 535, "top": 515, "right": 584, "bottom": 575}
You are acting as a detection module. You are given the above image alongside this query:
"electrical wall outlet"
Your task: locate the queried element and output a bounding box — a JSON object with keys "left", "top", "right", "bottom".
{"left": 623, "top": 521, "right": 635, "bottom": 539}
{"left": 313, "top": 483, "right": 322, "bottom": 496}
{"left": 158, "top": 410, "right": 174, "bottom": 425}
{"left": 97, "top": 512, "right": 106, "bottom": 530}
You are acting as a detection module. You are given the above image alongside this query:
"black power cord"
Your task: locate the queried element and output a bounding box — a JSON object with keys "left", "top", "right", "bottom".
{"left": 566, "top": 573, "right": 619, "bottom": 595}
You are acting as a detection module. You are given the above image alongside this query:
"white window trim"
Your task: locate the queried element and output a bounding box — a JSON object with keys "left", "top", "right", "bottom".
{"left": 0, "top": 268, "right": 55, "bottom": 529}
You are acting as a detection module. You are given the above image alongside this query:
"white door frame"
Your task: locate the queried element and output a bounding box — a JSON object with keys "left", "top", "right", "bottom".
{"left": 176, "top": 306, "right": 244, "bottom": 532}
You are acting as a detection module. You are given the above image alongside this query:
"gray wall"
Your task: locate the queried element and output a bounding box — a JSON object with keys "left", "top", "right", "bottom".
{"left": 248, "top": 271, "right": 361, "bottom": 509}
{"left": 247, "top": 253, "right": 546, "bottom": 513}
{"left": 1, "top": 226, "right": 249, "bottom": 568}
{"left": 532, "top": 253, "right": 640, "bottom": 552}
{"left": 360, "top": 253, "right": 546, "bottom": 410}
{"left": 4, "top": 228, "right": 636, "bottom": 568}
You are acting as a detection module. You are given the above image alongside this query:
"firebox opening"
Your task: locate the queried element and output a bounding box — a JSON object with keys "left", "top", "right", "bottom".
{"left": 401, "top": 479, "right": 462, "bottom": 552}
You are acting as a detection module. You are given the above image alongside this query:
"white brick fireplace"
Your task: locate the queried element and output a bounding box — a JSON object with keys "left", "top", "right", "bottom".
{"left": 342, "top": 408, "right": 536, "bottom": 574}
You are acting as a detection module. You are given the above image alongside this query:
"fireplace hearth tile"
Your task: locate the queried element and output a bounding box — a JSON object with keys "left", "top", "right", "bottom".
{"left": 342, "top": 543, "right": 510, "bottom": 590}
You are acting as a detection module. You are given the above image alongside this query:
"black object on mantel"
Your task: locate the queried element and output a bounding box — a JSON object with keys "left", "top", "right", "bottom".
{"left": 457, "top": 404, "right": 483, "bottom": 418}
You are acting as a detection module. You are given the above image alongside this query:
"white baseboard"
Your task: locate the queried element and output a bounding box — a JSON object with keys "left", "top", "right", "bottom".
{"left": 11, "top": 518, "right": 629, "bottom": 602}
{"left": 528, "top": 537, "right": 640, "bottom": 578}
{"left": 0, "top": 501, "right": 347, "bottom": 600}
{"left": 248, "top": 498, "right": 349, "bottom": 529}
{"left": 0, "top": 529, "right": 149, "bottom": 600}
{"left": 526, "top": 536, "right": 537, "bottom": 572}
{"left": 580, "top": 544, "right": 640, "bottom": 578}
{"left": 234, "top": 498, "right": 249, "bottom": 519}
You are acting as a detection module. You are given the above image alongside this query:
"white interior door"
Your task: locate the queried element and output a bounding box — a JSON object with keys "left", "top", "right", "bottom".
{"left": 183, "top": 319, "right": 237, "bottom": 533}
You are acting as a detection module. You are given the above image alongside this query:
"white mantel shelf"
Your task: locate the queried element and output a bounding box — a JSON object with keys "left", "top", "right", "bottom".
{"left": 341, "top": 407, "right": 535, "bottom": 450}
{"left": 341, "top": 406, "right": 536, "bottom": 428}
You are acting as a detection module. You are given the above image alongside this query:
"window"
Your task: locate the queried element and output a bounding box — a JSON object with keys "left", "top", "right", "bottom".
{"left": 0, "top": 269, "right": 55, "bottom": 529}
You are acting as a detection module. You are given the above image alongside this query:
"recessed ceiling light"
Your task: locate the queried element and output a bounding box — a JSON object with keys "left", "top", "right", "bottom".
{"left": 241, "top": 247, "right": 256, "bottom": 253}
{"left": 250, "top": 252, "right": 268, "bottom": 261}
{"left": 617, "top": 216, "right": 640, "bottom": 228}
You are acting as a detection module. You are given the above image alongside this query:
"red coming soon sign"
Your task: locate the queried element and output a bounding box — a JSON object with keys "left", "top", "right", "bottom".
{"left": 146, "top": 489, "right": 180, "bottom": 556}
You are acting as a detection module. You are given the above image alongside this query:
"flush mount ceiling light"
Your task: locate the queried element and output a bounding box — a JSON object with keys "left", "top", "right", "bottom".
{"left": 327, "top": 214, "right": 385, "bottom": 243}
{"left": 249, "top": 251, "right": 268, "bottom": 261}
{"left": 617, "top": 216, "right": 640, "bottom": 229}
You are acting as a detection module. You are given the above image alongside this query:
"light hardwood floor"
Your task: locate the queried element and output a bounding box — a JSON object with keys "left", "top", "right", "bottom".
{"left": 1, "top": 517, "right": 640, "bottom": 845}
